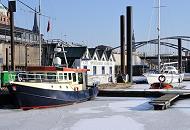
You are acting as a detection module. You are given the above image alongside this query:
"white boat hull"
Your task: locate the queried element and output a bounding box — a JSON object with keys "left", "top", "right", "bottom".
{"left": 145, "top": 73, "right": 184, "bottom": 87}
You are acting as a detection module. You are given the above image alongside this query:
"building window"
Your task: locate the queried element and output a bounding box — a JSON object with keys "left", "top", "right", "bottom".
{"left": 109, "top": 67, "right": 112, "bottom": 74}
{"left": 83, "top": 66, "right": 87, "bottom": 69}
{"left": 93, "top": 66, "right": 96, "bottom": 75}
{"left": 26, "top": 33, "right": 30, "bottom": 41}
{"left": 34, "top": 35, "right": 37, "bottom": 41}
{"left": 102, "top": 66, "right": 105, "bottom": 74}
{"left": 22, "top": 33, "right": 25, "bottom": 39}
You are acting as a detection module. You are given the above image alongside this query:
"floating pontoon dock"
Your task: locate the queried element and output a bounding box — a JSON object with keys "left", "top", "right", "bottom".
{"left": 149, "top": 94, "right": 179, "bottom": 110}
{"left": 99, "top": 88, "right": 190, "bottom": 110}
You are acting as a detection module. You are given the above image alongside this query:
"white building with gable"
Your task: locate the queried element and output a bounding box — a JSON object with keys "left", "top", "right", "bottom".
{"left": 56, "top": 46, "right": 115, "bottom": 85}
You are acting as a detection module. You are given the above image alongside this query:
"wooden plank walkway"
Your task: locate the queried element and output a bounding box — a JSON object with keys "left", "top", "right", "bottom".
{"left": 149, "top": 94, "right": 179, "bottom": 110}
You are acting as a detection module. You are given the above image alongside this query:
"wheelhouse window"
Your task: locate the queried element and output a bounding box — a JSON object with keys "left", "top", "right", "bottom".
{"left": 78, "top": 73, "right": 83, "bottom": 84}
{"left": 93, "top": 66, "right": 96, "bottom": 75}
{"left": 72, "top": 73, "right": 76, "bottom": 82}
{"left": 68, "top": 73, "right": 72, "bottom": 80}
{"left": 36, "top": 73, "right": 45, "bottom": 80}
{"left": 28, "top": 72, "right": 35, "bottom": 80}
{"left": 102, "top": 66, "right": 105, "bottom": 74}
{"left": 47, "top": 73, "right": 56, "bottom": 81}
{"left": 59, "top": 73, "right": 63, "bottom": 80}
{"left": 64, "top": 73, "right": 68, "bottom": 80}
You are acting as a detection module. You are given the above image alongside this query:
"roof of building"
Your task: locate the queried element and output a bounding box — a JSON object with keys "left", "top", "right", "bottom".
{"left": 0, "top": 23, "right": 37, "bottom": 34}
{"left": 97, "top": 49, "right": 104, "bottom": 58}
{"left": 106, "top": 50, "right": 115, "bottom": 61}
{"left": 64, "top": 47, "right": 87, "bottom": 58}
{"left": 88, "top": 48, "right": 96, "bottom": 57}
{"left": 0, "top": 8, "right": 39, "bottom": 35}
{"left": 55, "top": 46, "right": 115, "bottom": 67}
{"left": 67, "top": 58, "right": 76, "bottom": 67}
{"left": 96, "top": 45, "right": 113, "bottom": 51}
{"left": 56, "top": 47, "right": 87, "bottom": 67}
{"left": 106, "top": 50, "right": 112, "bottom": 59}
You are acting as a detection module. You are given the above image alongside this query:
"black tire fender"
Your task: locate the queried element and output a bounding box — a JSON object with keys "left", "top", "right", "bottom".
{"left": 158, "top": 75, "right": 166, "bottom": 83}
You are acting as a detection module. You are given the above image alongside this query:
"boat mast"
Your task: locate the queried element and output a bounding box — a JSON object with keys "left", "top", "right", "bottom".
{"left": 158, "top": 0, "right": 161, "bottom": 73}
{"left": 39, "top": 0, "right": 41, "bottom": 66}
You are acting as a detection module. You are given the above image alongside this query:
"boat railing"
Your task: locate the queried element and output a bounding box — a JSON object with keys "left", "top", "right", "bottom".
{"left": 16, "top": 73, "right": 58, "bottom": 82}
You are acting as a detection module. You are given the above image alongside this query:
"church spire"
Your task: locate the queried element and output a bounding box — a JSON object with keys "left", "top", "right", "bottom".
{"left": 32, "top": 9, "right": 39, "bottom": 34}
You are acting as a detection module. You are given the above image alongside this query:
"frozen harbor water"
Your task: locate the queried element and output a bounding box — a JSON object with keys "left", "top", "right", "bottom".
{"left": 1, "top": 95, "right": 190, "bottom": 130}
{"left": 1, "top": 81, "right": 190, "bottom": 130}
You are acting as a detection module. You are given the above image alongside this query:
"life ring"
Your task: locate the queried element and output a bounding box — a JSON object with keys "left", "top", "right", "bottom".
{"left": 158, "top": 75, "right": 166, "bottom": 83}
{"left": 18, "top": 77, "right": 22, "bottom": 82}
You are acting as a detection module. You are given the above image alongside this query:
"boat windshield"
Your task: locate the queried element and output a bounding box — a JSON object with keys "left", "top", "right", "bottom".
{"left": 146, "top": 69, "right": 159, "bottom": 74}
{"left": 161, "top": 66, "right": 178, "bottom": 74}
{"left": 16, "top": 72, "right": 58, "bottom": 82}
{"left": 16, "top": 71, "right": 84, "bottom": 83}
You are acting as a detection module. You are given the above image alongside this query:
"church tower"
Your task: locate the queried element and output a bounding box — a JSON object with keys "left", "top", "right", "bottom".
{"left": 32, "top": 10, "right": 39, "bottom": 34}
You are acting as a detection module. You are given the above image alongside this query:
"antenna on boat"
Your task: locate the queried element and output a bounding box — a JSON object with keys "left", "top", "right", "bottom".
{"left": 158, "top": 0, "right": 161, "bottom": 73}
{"left": 52, "top": 44, "right": 68, "bottom": 67}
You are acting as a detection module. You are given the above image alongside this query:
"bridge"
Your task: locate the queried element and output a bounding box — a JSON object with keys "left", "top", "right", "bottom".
{"left": 111, "top": 36, "right": 190, "bottom": 72}
{"left": 112, "top": 36, "right": 190, "bottom": 53}
{"left": 134, "top": 36, "right": 190, "bottom": 52}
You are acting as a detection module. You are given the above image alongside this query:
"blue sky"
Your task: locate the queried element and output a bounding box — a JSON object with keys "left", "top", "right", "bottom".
{"left": 1, "top": 0, "right": 190, "bottom": 48}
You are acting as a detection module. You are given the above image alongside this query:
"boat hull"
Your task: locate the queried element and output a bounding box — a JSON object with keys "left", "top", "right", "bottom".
{"left": 145, "top": 73, "right": 184, "bottom": 87}
{"left": 8, "top": 84, "right": 98, "bottom": 109}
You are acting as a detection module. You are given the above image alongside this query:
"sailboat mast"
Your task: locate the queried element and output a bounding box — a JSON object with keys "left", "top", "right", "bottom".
{"left": 158, "top": 0, "right": 161, "bottom": 73}
{"left": 39, "top": 0, "right": 41, "bottom": 66}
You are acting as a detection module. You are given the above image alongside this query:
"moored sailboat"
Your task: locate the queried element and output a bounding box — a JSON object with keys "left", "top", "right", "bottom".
{"left": 145, "top": 65, "right": 184, "bottom": 88}
{"left": 144, "top": 0, "right": 184, "bottom": 88}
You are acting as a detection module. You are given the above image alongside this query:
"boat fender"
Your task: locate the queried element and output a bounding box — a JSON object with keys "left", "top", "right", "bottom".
{"left": 163, "top": 84, "right": 173, "bottom": 89}
{"left": 158, "top": 75, "right": 166, "bottom": 83}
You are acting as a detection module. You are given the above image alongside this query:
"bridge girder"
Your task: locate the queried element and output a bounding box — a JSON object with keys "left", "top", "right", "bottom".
{"left": 111, "top": 36, "right": 190, "bottom": 52}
